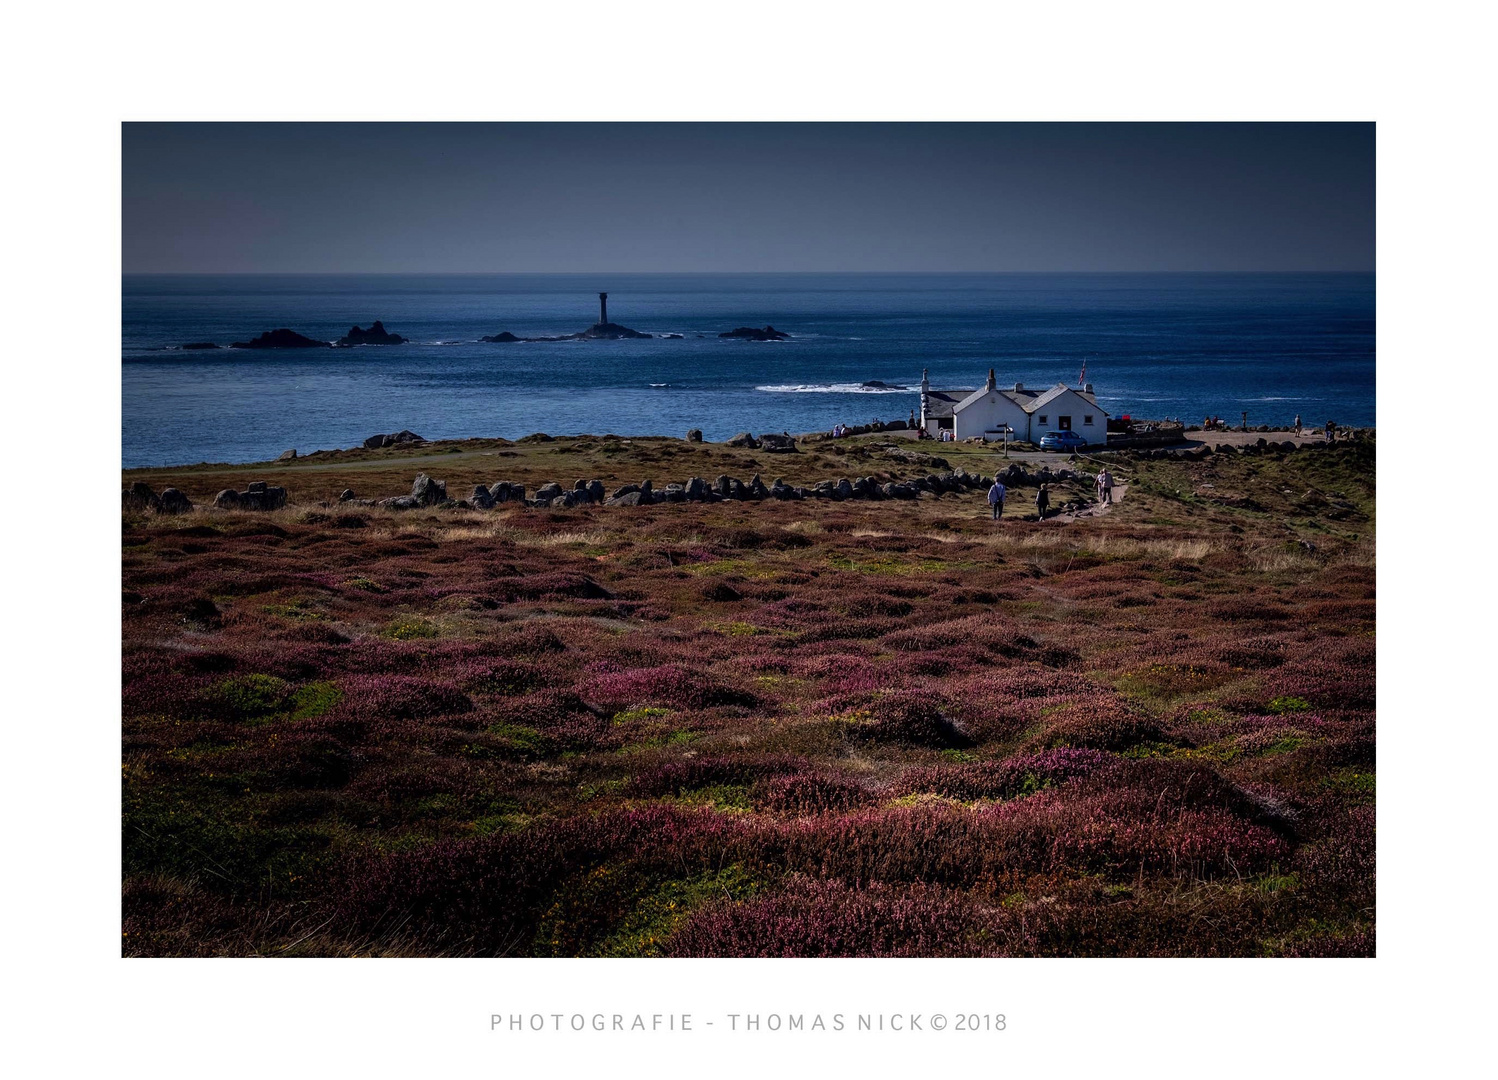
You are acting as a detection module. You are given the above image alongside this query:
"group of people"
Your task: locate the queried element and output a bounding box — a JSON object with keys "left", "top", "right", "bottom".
{"left": 984, "top": 467, "right": 1114, "bottom": 522}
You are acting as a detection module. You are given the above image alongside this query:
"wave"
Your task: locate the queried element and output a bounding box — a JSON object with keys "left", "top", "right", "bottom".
{"left": 756, "top": 382, "right": 913, "bottom": 394}
{"left": 649, "top": 383, "right": 670, "bottom": 388}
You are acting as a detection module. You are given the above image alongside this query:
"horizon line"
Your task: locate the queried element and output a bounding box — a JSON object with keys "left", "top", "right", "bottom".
{"left": 123, "top": 268, "right": 1375, "bottom": 276}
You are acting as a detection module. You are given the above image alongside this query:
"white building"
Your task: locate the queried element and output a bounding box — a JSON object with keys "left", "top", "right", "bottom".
{"left": 919, "top": 368, "right": 1110, "bottom": 444}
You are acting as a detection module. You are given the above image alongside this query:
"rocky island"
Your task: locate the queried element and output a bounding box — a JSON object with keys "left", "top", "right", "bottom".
{"left": 337, "top": 321, "right": 406, "bottom": 346}
{"left": 482, "top": 294, "right": 652, "bottom": 342}
{"left": 720, "top": 325, "right": 790, "bottom": 341}
{"left": 228, "top": 328, "right": 330, "bottom": 349}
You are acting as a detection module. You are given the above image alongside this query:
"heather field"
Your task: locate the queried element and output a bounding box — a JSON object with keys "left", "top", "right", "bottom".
{"left": 122, "top": 433, "right": 1375, "bottom": 957}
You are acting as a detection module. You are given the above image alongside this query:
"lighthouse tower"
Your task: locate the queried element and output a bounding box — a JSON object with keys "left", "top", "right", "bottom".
{"left": 599, "top": 292, "right": 608, "bottom": 325}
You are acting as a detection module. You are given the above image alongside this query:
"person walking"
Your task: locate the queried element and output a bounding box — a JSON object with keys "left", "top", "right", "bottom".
{"left": 1294, "top": 414, "right": 1302, "bottom": 435}
{"left": 987, "top": 477, "right": 1007, "bottom": 520}
{"left": 1097, "top": 468, "right": 1113, "bottom": 505}
{"left": 1035, "top": 483, "right": 1050, "bottom": 520}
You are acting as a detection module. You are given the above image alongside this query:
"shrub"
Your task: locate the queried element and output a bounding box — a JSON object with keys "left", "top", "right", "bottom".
{"left": 582, "top": 664, "right": 757, "bottom": 710}
{"left": 842, "top": 692, "right": 972, "bottom": 749}
{"left": 752, "top": 773, "right": 873, "bottom": 816}
{"left": 894, "top": 749, "right": 1116, "bottom": 800}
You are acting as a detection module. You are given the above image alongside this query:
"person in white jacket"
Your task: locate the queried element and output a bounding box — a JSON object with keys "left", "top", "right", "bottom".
{"left": 987, "top": 478, "right": 1007, "bottom": 520}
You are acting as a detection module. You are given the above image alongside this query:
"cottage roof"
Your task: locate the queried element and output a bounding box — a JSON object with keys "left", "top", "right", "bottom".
{"left": 926, "top": 380, "right": 1106, "bottom": 419}
{"left": 921, "top": 388, "right": 973, "bottom": 419}
{"left": 1020, "top": 383, "right": 1104, "bottom": 415}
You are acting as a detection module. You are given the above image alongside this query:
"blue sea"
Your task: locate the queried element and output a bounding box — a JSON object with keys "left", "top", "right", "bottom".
{"left": 122, "top": 273, "right": 1375, "bottom": 468}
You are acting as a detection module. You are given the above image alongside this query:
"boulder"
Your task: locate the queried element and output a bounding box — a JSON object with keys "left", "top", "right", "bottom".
{"left": 725, "top": 432, "right": 760, "bottom": 449}
{"left": 378, "top": 495, "right": 422, "bottom": 510}
{"left": 587, "top": 479, "right": 606, "bottom": 503}
{"left": 490, "top": 482, "right": 523, "bottom": 503}
{"left": 685, "top": 477, "right": 707, "bottom": 501}
{"left": 834, "top": 478, "right": 854, "bottom": 500}
{"left": 685, "top": 428, "right": 704, "bottom": 443}
{"left": 212, "top": 482, "right": 285, "bottom": 510}
{"left": 715, "top": 474, "right": 733, "bottom": 497}
{"left": 638, "top": 480, "right": 653, "bottom": 500}
{"left": 470, "top": 485, "right": 496, "bottom": 510}
{"left": 549, "top": 493, "right": 575, "bottom": 508}
{"left": 606, "top": 491, "right": 644, "bottom": 507}
{"left": 728, "top": 478, "right": 748, "bottom": 500}
{"left": 610, "top": 483, "right": 640, "bottom": 501}
{"left": 157, "top": 488, "right": 193, "bottom": 514}
{"left": 278, "top": 449, "right": 297, "bottom": 461}
{"left": 534, "top": 482, "right": 564, "bottom": 503}
{"left": 758, "top": 433, "right": 797, "bottom": 453}
{"left": 243, "top": 485, "right": 287, "bottom": 511}
{"left": 749, "top": 474, "right": 769, "bottom": 499}
{"left": 123, "top": 482, "right": 160, "bottom": 512}
{"left": 411, "top": 474, "right": 447, "bottom": 506}
{"left": 662, "top": 484, "right": 687, "bottom": 503}
{"left": 364, "top": 430, "right": 426, "bottom": 449}
{"left": 339, "top": 488, "right": 357, "bottom": 502}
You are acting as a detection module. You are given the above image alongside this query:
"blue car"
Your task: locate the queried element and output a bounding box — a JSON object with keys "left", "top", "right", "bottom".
{"left": 1038, "top": 430, "right": 1088, "bottom": 451}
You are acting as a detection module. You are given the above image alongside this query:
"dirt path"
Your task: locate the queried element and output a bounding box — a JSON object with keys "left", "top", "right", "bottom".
{"left": 1052, "top": 480, "right": 1128, "bottom": 523}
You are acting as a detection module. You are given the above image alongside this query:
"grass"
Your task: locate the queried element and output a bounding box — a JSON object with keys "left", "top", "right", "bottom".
{"left": 121, "top": 434, "right": 1375, "bottom": 957}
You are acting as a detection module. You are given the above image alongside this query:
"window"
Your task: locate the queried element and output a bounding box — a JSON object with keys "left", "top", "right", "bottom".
{"left": 1038, "top": 414, "right": 1048, "bottom": 425}
{"left": 1059, "top": 416, "right": 1072, "bottom": 431}
{"left": 1084, "top": 415, "right": 1094, "bottom": 425}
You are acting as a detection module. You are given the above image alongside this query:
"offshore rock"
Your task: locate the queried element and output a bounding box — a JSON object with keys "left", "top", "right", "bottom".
{"left": 719, "top": 326, "right": 790, "bottom": 341}
{"left": 337, "top": 321, "right": 405, "bottom": 346}
{"left": 229, "top": 328, "right": 329, "bottom": 349}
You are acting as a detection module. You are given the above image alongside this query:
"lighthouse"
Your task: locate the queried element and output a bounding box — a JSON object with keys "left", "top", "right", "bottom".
{"left": 599, "top": 292, "right": 608, "bottom": 325}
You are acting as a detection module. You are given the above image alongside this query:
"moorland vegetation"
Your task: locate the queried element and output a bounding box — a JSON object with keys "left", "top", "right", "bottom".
{"left": 122, "top": 433, "right": 1374, "bottom": 956}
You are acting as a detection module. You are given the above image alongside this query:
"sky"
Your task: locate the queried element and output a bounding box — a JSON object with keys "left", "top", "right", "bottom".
{"left": 122, "top": 123, "right": 1374, "bottom": 274}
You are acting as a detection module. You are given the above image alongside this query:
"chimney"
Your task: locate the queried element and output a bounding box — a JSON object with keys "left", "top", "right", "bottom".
{"left": 1014, "top": 382, "right": 1024, "bottom": 392}
{"left": 920, "top": 368, "right": 930, "bottom": 392}
{"left": 1084, "top": 383, "right": 1094, "bottom": 394}
{"left": 599, "top": 292, "right": 608, "bottom": 325}
{"left": 986, "top": 368, "right": 996, "bottom": 391}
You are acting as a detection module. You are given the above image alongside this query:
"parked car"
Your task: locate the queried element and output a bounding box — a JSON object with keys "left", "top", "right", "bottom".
{"left": 1039, "top": 430, "right": 1088, "bottom": 451}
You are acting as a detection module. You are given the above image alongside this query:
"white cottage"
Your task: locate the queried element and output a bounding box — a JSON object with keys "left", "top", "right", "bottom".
{"left": 919, "top": 369, "right": 1110, "bottom": 445}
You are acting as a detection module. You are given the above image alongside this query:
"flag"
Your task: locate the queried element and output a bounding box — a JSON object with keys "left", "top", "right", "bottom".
{"left": 1078, "top": 360, "right": 1087, "bottom": 386}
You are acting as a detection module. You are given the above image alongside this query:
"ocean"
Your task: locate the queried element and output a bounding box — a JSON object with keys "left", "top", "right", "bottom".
{"left": 122, "top": 273, "right": 1375, "bottom": 468}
